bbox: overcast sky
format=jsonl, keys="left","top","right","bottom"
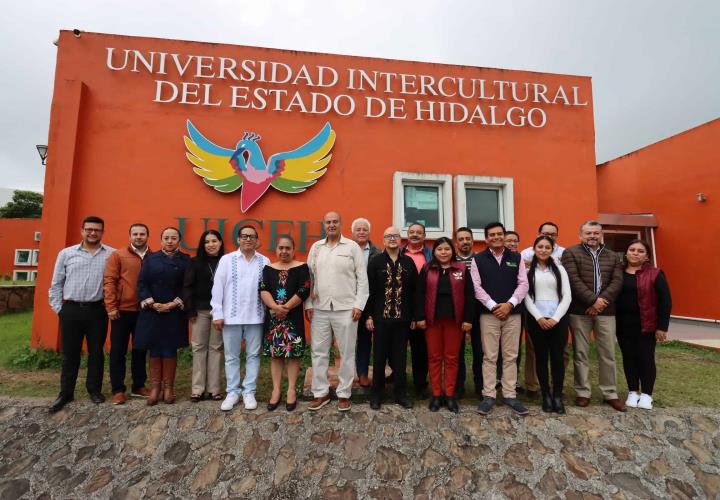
{"left": 1, "top": 0, "right": 718, "bottom": 191}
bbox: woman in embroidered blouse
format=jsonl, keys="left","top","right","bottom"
{"left": 259, "top": 236, "right": 311, "bottom": 411}
{"left": 616, "top": 239, "right": 671, "bottom": 411}
{"left": 523, "top": 235, "right": 572, "bottom": 414}
{"left": 415, "top": 237, "right": 474, "bottom": 413}
{"left": 183, "top": 230, "right": 225, "bottom": 402}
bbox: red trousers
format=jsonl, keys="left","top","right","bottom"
{"left": 425, "top": 317, "right": 464, "bottom": 397}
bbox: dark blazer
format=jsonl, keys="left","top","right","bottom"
{"left": 135, "top": 251, "right": 190, "bottom": 351}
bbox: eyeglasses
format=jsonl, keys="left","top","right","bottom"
{"left": 239, "top": 234, "right": 257, "bottom": 240}
{"left": 83, "top": 228, "right": 104, "bottom": 233}
{"left": 383, "top": 234, "right": 401, "bottom": 240}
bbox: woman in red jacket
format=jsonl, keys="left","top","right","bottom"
{"left": 616, "top": 239, "right": 672, "bottom": 411}
{"left": 415, "top": 237, "right": 474, "bottom": 413}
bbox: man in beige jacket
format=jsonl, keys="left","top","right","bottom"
{"left": 305, "top": 212, "right": 369, "bottom": 412}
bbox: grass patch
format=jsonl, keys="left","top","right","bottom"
{"left": 0, "top": 280, "right": 36, "bottom": 287}
{"left": 1, "top": 310, "right": 718, "bottom": 407}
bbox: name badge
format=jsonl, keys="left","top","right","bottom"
{"left": 452, "top": 271, "right": 464, "bottom": 280}
{"left": 506, "top": 262, "right": 518, "bottom": 268}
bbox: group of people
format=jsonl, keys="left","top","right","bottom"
{"left": 47, "top": 213, "right": 671, "bottom": 416}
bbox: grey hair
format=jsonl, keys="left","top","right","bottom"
{"left": 579, "top": 220, "right": 602, "bottom": 232}
{"left": 351, "top": 217, "right": 371, "bottom": 233}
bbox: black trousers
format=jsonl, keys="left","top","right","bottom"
{"left": 617, "top": 320, "right": 657, "bottom": 395}
{"left": 527, "top": 315, "right": 568, "bottom": 395}
{"left": 371, "top": 321, "right": 410, "bottom": 399}
{"left": 456, "top": 317, "right": 483, "bottom": 393}
{"left": 109, "top": 311, "right": 148, "bottom": 394}
{"left": 355, "top": 315, "right": 372, "bottom": 377}
{"left": 58, "top": 301, "right": 108, "bottom": 397}
{"left": 408, "top": 329, "right": 428, "bottom": 393}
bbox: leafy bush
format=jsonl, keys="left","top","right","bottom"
{"left": 9, "top": 346, "right": 64, "bottom": 370}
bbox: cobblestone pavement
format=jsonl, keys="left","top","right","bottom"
{"left": 1, "top": 397, "right": 719, "bottom": 499}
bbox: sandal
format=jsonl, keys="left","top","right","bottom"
{"left": 190, "top": 394, "right": 203, "bottom": 403}
{"left": 210, "top": 393, "right": 224, "bottom": 401}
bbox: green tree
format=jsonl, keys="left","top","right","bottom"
{"left": 0, "top": 190, "right": 43, "bottom": 218}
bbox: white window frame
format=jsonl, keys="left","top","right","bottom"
{"left": 31, "top": 249, "right": 39, "bottom": 266}
{"left": 34, "top": 231, "right": 41, "bottom": 242}
{"left": 454, "top": 175, "right": 515, "bottom": 234}
{"left": 393, "top": 172, "right": 454, "bottom": 239}
{"left": 14, "top": 249, "right": 34, "bottom": 266}
{"left": 12, "top": 270, "right": 31, "bottom": 282}
{"left": 30, "top": 270, "right": 38, "bottom": 281}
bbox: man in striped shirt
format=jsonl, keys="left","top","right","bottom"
{"left": 48, "top": 216, "right": 114, "bottom": 413}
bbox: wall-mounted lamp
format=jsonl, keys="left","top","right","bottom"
{"left": 36, "top": 145, "right": 48, "bottom": 166}
{"left": 696, "top": 193, "right": 707, "bottom": 203}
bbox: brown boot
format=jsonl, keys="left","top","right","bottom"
{"left": 162, "top": 358, "right": 177, "bottom": 404}
{"left": 147, "top": 357, "right": 163, "bottom": 406}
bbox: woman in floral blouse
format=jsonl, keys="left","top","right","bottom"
{"left": 259, "top": 236, "right": 311, "bottom": 411}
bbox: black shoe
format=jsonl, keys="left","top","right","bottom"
{"left": 285, "top": 401, "right": 297, "bottom": 412}
{"left": 267, "top": 399, "right": 281, "bottom": 411}
{"left": 446, "top": 396, "right": 459, "bottom": 413}
{"left": 369, "top": 399, "right": 381, "bottom": 410}
{"left": 516, "top": 384, "right": 526, "bottom": 395}
{"left": 541, "top": 392, "right": 553, "bottom": 413}
{"left": 89, "top": 393, "right": 106, "bottom": 404}
{"left": 526, "top": 389, "right": 539, "bottom": 399}
{"left": 394, "top": 397, "right": 413, "bottom": 409}
{"left": 477, "top": 396, "right": 495, "bottom": 415}
{"left": 553, "top": 395, "right": 566, "bottom": 414}
{"left": 504, "top": 398, "right": 529, "bottom": 416}
{"left": 429, "top": 397, "right": 442, "bottom": 412}
{"left": 49, "top": 395, "right": 73, "bottom": 413}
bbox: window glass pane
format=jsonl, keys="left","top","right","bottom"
{"left": 404, "top": 185, "right": 440, "bottom": 228}
{"left": 466, "top": 188, "right": 500, "bottom": 228}
{"left": 15, "top": 250, "right": 31, "bottom": 264}
{"left": 14, "top": 271, "right": 29, "bottom": 281}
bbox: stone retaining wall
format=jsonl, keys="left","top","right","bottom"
{"left": 0, "top": 285, "right": 34, "bottom": 315}
{"left": 0, "top": 398, "right": 718, "bottom": 499}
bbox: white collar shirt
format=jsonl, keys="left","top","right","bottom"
{"left": 306, "top": 235, "right": 369, "bottom": 311}
{"left": 210, "top": 250, "right": 269, "bottom": 325}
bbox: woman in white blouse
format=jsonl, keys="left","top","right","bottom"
{"left": 523, "top": 235, "right": 572, "bottom": 414}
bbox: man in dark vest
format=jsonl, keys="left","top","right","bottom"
{"left": 470, "top": 222, "right": 529, "bottom": 415}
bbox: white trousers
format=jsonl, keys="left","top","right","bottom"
{"left": 311, "top": 309, "right": 358, "bottom": 399}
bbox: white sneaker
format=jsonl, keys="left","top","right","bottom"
{"left": 637, "top": 393, "right": 653, "bottom": 410}
{"left": 220, "top": 392, "right": 240, "bottom": 411}
{"left": 625, "top": 391, "right": 640, "bottom": 408}
{"left": 243, "top": 393, "right": 258, "bottom": 410}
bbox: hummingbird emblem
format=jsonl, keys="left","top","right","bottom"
{"left": 184, "top": 120, "right": 336, "bottom": 212}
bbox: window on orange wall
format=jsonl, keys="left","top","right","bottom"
{"left": 454, "top": 175, "right": 515, "bottom": 233}
{"left": 393, "top": 172, "right": 453, "bottom": 240}
{"left": 14, "top": 249, "right": 33, "bottom": 266}
{"left": 13, "top": 270, "right": 30, "bottom": 282}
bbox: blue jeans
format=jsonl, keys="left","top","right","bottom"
{"left": 222, "top": 324, "right": 263, "bottom": 396}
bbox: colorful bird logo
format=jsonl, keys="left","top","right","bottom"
{"left": 184, "top": 120, "right": 336, "bottom": 212}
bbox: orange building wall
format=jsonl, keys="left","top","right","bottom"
{"left": 32, "top": 31, "right": 597, "bottom": 348}
{"left": 597, "top": 119, "right": 720, "bottom": 320}
{"left": 0, "top": 218, "right": 41, "bottom": 280}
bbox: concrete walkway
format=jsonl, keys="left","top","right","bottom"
{"left": 670, "top": 318, "right": 720, "bottom": 351}
{"left": 1, "top": 398, "right": 719, "bottom": 499}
